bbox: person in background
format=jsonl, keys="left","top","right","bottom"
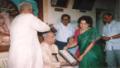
{"left": 8, "top": 2, "right": 50, "bottom": 68}
{"left": 0, "top": 12, "right": 10, "bottom": 46}
{"left": 102, "top": 12, "right": 120, "bottom": 68}
{"left": 52, "top": 14, "right": 76, "bottom": 50}
{"left": 76, "top": 16, "right": 105, "bottom": 68}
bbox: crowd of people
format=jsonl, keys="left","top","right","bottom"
{"left": 0, "top": 1, "right": 120, "bottom": 68}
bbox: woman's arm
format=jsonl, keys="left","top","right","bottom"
{"left": 78, "top": 41, "right": 95, "bottom": 61}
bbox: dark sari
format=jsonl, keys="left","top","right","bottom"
{"left": 78, "top": 28, "right": 105, "bottom": 68}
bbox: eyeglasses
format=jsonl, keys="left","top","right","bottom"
{"left": 62, "top": 19, "right": 69, "bottom": 21}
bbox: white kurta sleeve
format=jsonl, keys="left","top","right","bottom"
{"left": 31, "top": 16, "right": 50, "bottom": 32}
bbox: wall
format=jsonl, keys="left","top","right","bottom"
{"left": 94, "top": 0, "right": 115, "bottom": 10}
{"left": 43, "top": 0, "right": 96, "bottom": 26}
{"left": 93, "top": 0, "right": 116, "bottom": 33}
{"left": 114, "top": 0, "right": 120, "bottom": 21}
{"left": 43, "top": 0, "right": 115, "bottom": 27}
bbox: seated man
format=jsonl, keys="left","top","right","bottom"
{"left": 41, "top": 31, "right": 61, "bottom": 68}
{"left": 41, "top": 31, "right": 78, "bottom": 68}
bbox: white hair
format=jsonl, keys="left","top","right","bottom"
{"left": 42, "top": 32, "right": 49, "bottom": 38}
{"left": 42, "top": 31, "right": 54, "bottom": 38}
{"left": 18, "top": 2, "right": 32, "bottom": 11}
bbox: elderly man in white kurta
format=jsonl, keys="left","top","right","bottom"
{"left": 8, "top": 2, "right": 50, "bottom": 68}
{"left": 41, "top": 31, "right": 60, "bottom": 68}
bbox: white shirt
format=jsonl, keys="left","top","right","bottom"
{"left": 8, "top": 13, "right": 50, "bottom": 68}
{"left": 54, "top": 22, "right": 76, "bottom": 42}
{"left": 103, "top": 20, "right": 120, "bottom": 50}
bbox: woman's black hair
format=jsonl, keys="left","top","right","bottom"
{"left": 77, "top": 16, "right": 93, "bottom": 27}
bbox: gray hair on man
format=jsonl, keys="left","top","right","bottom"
{"left": 18, "top": 2, "right": 32, "bottom": 11}
{"left": 42, "top": 31, "right": 55, "bottom": 38}
{"left": 42, "top": 31, "right": 51, "bottom": 38}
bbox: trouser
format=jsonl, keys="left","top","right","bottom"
{"left": 106, "top": 50, "right": 120, "bottom": 68}
{"left": 55, "top": 40, "right": 67, "bottom": 50}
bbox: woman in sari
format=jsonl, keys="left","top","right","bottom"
{"left": 77, "top": 16, "right": 105, "bottom": 68}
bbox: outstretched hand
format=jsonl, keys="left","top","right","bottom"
{"left": 77, "top": 54, "right": 84, "bottom": 62}
{"left": 101, "top": 36, "right": 111, "bottom": 41}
